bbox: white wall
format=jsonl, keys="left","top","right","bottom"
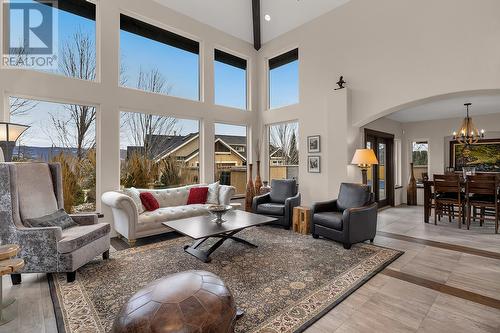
{"left": 0, "top": 0, "right": 258, "bottom": 231}
{"left": 258, "top": 0, "right": 500, "bottom": 205}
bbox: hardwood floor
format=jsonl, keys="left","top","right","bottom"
{"left": 1, "top": 205, "right": 499, "bottom": 333}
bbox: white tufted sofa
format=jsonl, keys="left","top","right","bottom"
{"left": 101, "top": 184, "right": 235, "bottom": 245}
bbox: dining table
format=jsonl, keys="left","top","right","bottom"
{"left": 423, "top": 176, "right": 500, "bottom": 224}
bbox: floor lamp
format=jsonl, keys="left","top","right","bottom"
{"left": 0, "top": 122, "right": 30, "bottom": 162}
{"left": 351, "top": 149, "right": 379, "bottom": 186}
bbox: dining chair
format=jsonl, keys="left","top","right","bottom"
{"left": 433, "top": 174, "right": 464, "bottom": 227}
{"left": 468, "top": 174, "right": 497, "bottom": 224}
{"left": 465, "top": 175, "right": 499, "bottom": 233}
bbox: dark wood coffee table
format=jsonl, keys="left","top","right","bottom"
{"left": 163, "top": 210, "right": 276, "bottom": 263}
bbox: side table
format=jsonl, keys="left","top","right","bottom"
{"left": 0, "top": 244, "right": 24, "bottom": 325}
{"left": 292, "top": 206, "right": 311, "bottom": 234}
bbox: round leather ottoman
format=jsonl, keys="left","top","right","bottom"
{"left": 112, "top": 270, "right": 237, "bottom": 333}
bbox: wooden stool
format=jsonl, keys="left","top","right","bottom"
{"left": 293, "top": 206, "right": 311, "bottom": 234}
{"left": 0, "top": 244, "right": 24, "bottom": 326}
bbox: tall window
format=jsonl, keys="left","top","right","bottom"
{"left": 214, "top": 49, "right": 247, "bottom": 109}
{"left": 214, "top": 123, "right": 247, "bottom": 196}
{"left": 9, "top": 97, "right": 97, "bottom": 213}
{"left": 120, "top": 15, "right": 199, "bottom": 100}
{"left": 120, "top": 112, "right": 199, "bottom": 189}
{"left": 4, "top": 0, "right": 96, "bottom": 80}
{"left": 268, "top": 48, "right": 299, "bottom": 110}
{"left": 269, "top": 122, "right": 299, "bottom": 183}
{"left": 412, "top": 141, "right": 429, "bottom": 184}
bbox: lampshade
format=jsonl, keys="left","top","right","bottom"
{"left": 351, "top": 149, "right": 379, "bottom": 166}
{"left": 0, "top": 122, "right": 30, "bottom": 142}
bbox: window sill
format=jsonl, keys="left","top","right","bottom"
{"left": 267, "top": 102, "right": 300, "bottom": 112}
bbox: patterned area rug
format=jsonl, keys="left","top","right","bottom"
{"left": 49, "top": 227, "right": 402, "bottom": 333}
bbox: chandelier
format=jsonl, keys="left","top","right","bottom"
{"left": 452, "top": 103, "right": 484, "bottom": 145}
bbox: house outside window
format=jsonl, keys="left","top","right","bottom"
{"left": 214, "top": 123, "right": 247, "bottom": 196}
{"left": 120, "top": 112, "right": 200, "bottom": 188}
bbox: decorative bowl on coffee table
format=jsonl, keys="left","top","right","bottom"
{"left": 207, "top": 205, "right": 232, "bottom": 224}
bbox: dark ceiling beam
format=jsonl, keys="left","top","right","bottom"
{"left": 252, "top": 0, "right": 261, "bottom": 50}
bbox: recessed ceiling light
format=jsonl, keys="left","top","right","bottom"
{"left": 264, "top": 14, "right": 271, "bottom": 22}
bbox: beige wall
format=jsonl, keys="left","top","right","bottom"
{"left": 258, "top": 0, "right": 500, "bottom": 205}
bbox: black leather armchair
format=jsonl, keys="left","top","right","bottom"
{"left": 311, "top": 183, "right": 377, "bottom": 249}
{"left": 253, "top": 179, "right": 301, "bottom": 228}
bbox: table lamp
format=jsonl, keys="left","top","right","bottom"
{"left": 0, "top": 122, "right": 30, "bottom": 162}
{"left": 351, "top": 149, "right": 378, "bottom": 185}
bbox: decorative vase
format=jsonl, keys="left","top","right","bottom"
{"left": 255, "top": 161, "right": 263, "bottom": 193}
{"left": 407, "top": 162, "right": 417, "bottom": 206}
{"left": 260, "top": 181, "right": 271, "bottom": 195}
{"left": 245, "top": 164, "right": 255, "bottom": 212}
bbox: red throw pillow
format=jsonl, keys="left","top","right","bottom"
{"left": 139, "top": 192, "right": 159, "bottom": 211}
{"left": 187, "top": 187, "right": 209, "bottom": 205}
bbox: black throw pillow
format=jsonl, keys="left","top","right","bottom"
{"left": 25, "top": 209, "right": 78, "bottom": 230}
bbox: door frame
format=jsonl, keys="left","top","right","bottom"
{"left": 364, "top": 129, "right": 395, "bottom": 207}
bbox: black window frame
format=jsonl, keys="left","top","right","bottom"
{"left": 30, "top": 0, "right": 96, "bottom": 20}
{"left": 120, "top": 14, "right": 199, "bottom": 55}
{"left": 269, "top": 48, "right": 298, "bottom": 70}
{"left": 214, "top": 49, "right": 248, "bottom": 110}
{"left": 268, "top": 48, "right": 299, "bottom": 110}
{"left": 119, "top": 14, "right": 201, "bottom": 100}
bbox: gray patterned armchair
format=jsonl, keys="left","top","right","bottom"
{"left": 0, "top": 163, "right": 110, "bottom": 283}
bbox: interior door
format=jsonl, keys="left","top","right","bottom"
{"left": 365, "top": 129, "right": 394, "bottom": 208}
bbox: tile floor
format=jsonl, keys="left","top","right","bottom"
{"left": 1, "top": 205, "right": 499, "bottom": 333}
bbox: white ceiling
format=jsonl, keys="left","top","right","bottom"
{"left": 153, "top": 0, "right": 350, "bottom": 44}
{"left": 386, "top": 95, "right": 500, "bottom": 123}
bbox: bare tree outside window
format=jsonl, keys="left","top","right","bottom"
{"left": 10, "top": 97, "right": 38, "bottom": 117}
{"left": 269, "top": 122, "right": 299, "bottom": 182}
{"left": 50, "top": 29, "right": 96, "bottom": 159}
{"left": 270, "top": 123, "right": 299, "bottom": 165}
{"left": 412, "top": 141, "right": 429, "bottom": 183}
{"left": 10, "top": 29, "right": 100, "bottom": 213}
{"left": 121, "top": 67, "right": 178, "bottom": 158}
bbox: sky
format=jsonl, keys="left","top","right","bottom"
{"left": 214, "top": 61, "right": 246, "bottom": 110}
{"left": 270, "top": 61, "right": 299, "bottom": 109}
{"left": 8, "top": 1, "right": 297, "bottom": 148}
